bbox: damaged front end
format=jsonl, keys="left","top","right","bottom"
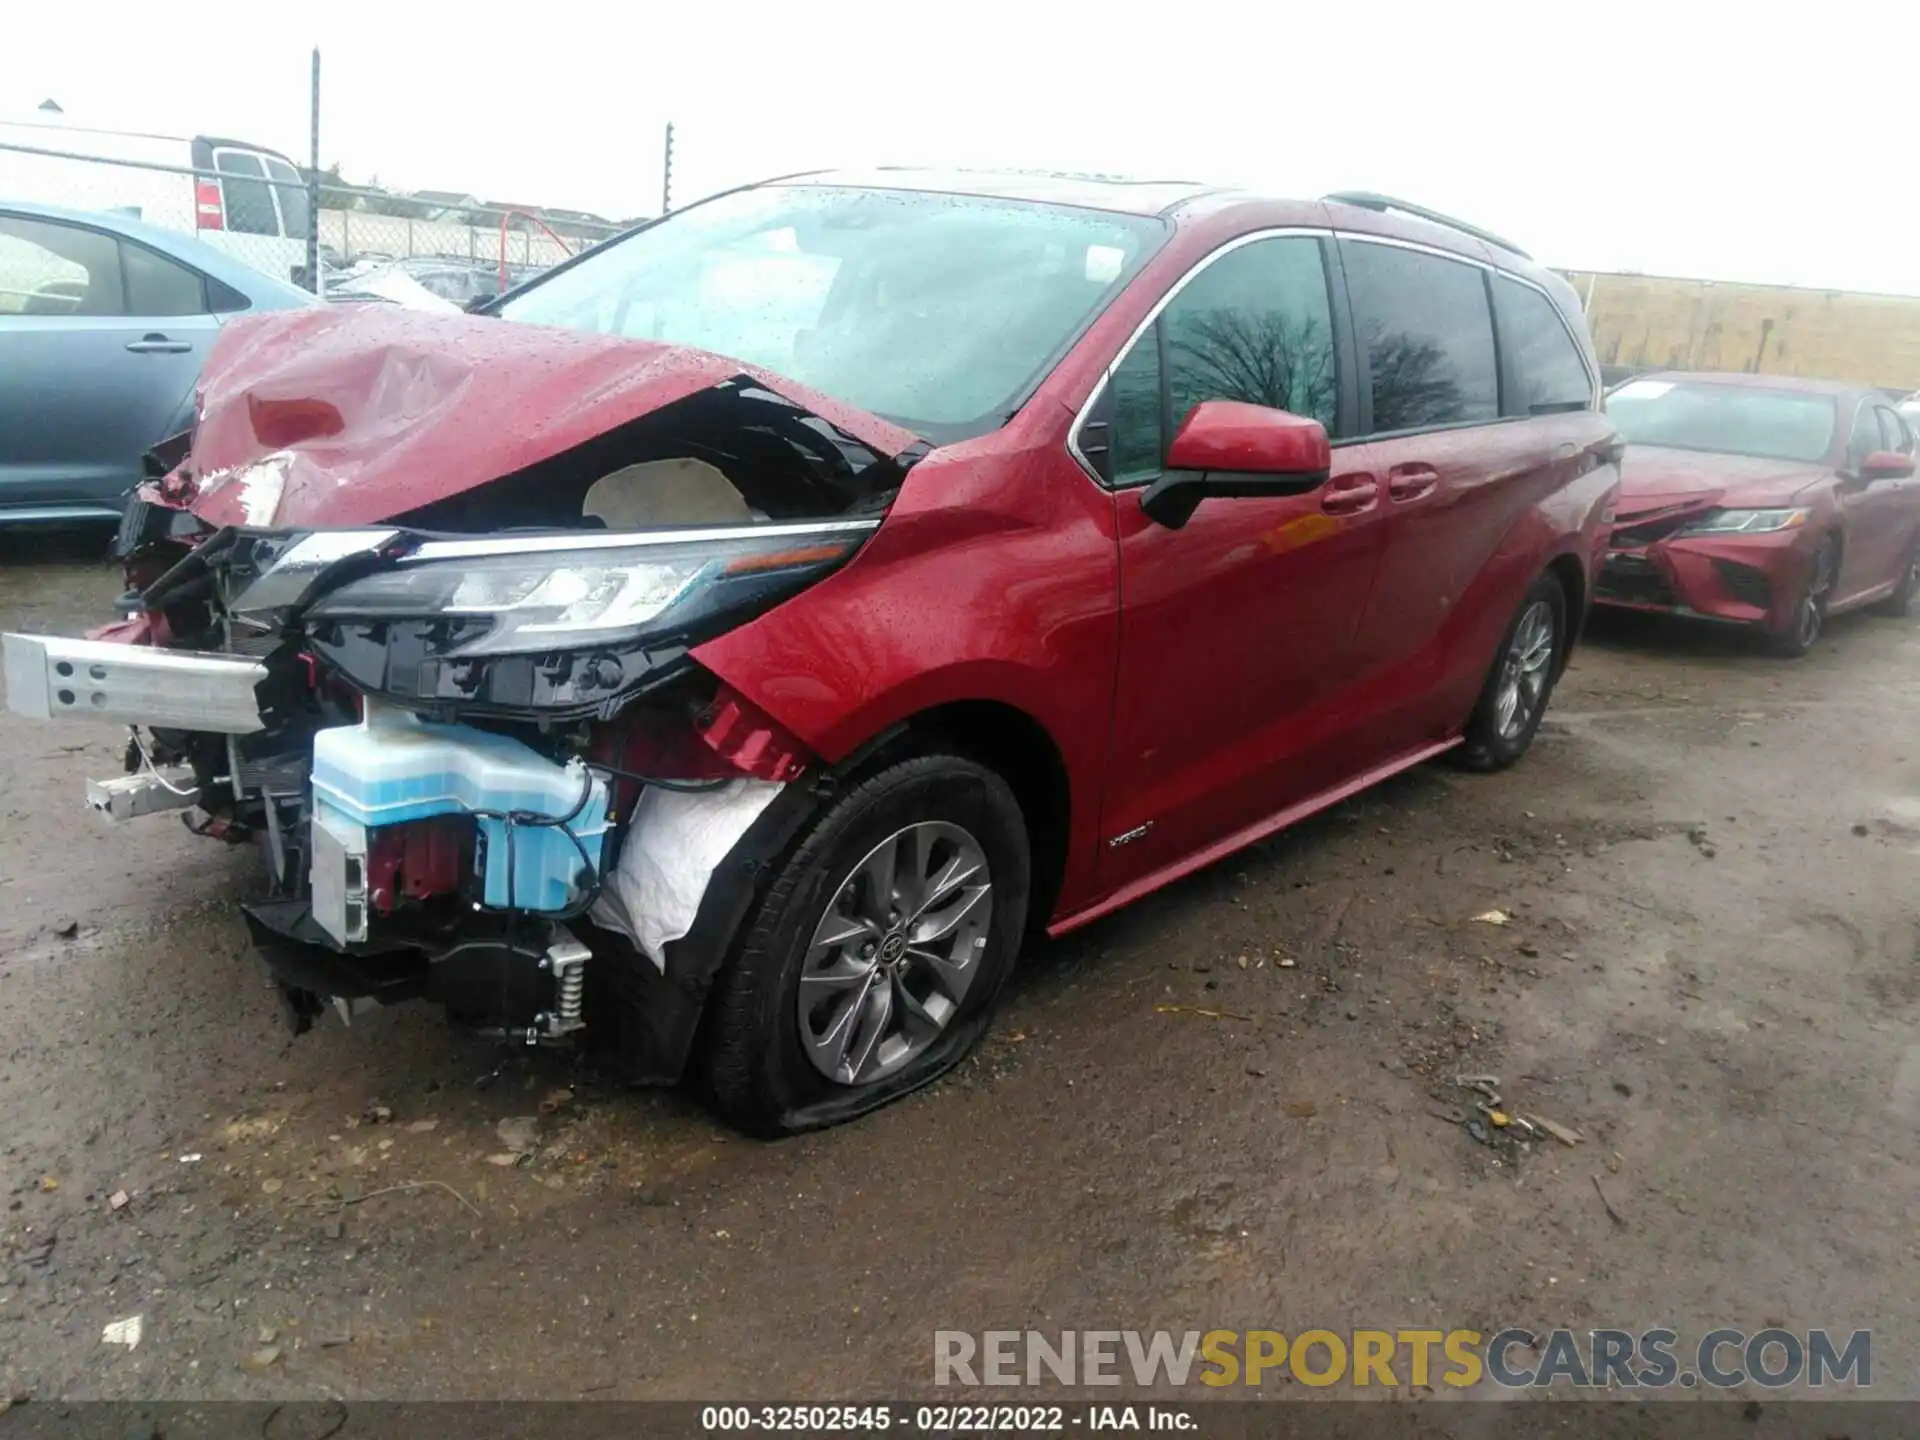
{"left": 3, "top": 308, "right": 924, "bottom": 1076}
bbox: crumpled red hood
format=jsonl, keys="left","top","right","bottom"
{"left": 1617, "top": 444, "right": 1828, "bottom": 515}
{"left": 179, "top": 306, "right": 924, "bottom": 529}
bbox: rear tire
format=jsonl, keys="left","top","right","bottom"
{"left": 1454, "top": 573, "right": 1567, "bottom": 772}
{"left": 700, "top": 753, "right": 1030, "bottom": 1136}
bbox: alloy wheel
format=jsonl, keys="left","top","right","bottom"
{"left": 797, "top": 821, "right": 993, "bottom": 1086}
{"left": 1493, "top": 600, "right": 1556, "bottom": 742}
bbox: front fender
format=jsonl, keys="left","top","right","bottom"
{"left": 690, "top": 447, "right": 1123, "bottom": 917}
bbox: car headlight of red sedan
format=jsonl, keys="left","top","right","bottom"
{"left": 1677, "top": 507, "right": 1811, "bottom": 536}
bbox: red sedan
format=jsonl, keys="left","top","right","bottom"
{"left": 1599, "top": 372, "right": 1920, "bottom": 654}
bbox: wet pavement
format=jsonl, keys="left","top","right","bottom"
{"left": 1, "top": 526, "right": 1916, "bottom": 1401}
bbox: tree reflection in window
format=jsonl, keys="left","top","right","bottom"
{"left": 1364, "top": 333, "right": 1464, "bottom": 432}
{"left": 1100, "top": 235, "right": 1339, "bottom": 484}
{"left": 1343, "top": 240, "right": 1498, "bottom": 433}
{"left": 1168, "top": 309, "right": 1336, "bottom": 428}
{"left": 1109, "top": 336, "right": 1162, "bottom": 484}
{"left": 1163, "top": 237, "right": 1336, "bottom": 433}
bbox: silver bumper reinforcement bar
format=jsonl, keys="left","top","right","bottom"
{"left": 2, "top": 632, "right": 267, "bottom": 734}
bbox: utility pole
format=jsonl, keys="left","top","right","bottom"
{"left": 661, "top": 121, "right": 674, "bottom": 215}
{"left": 307, "top": 48, "right": 322, "bottom": 295}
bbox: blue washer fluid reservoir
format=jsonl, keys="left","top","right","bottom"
{"left": 311, "top": 704, "right": 611, "bottom": 913}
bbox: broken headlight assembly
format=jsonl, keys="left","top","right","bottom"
{"left": 289, "top": 520, "right": 878, "bottom": 712}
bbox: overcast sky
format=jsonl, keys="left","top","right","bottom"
{"left": 10, "top": 0, "right": 1918, "bottom": 293}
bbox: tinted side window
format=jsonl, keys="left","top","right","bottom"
{"left": 0, "top": 214, "right": 125, "bottom": 316}
{"left": 207, "top": 276, "right": 252, "bottom": 313}
{"left": 122, "top": 242, "right": 207, "bottom": 316}
{"left": 1162, "top": 236, "right": 1335, "bottom": 432}
{"left": 1097, "top": 235, "right": 1337, "bottom": 486}
{"left": 1343, "top": 240, "right": 1498, "bottom": 432}
{"left": 216, "top": 152, "right": 279, "bottom": 236}
{"left": 1492, "top": 275, "right": 1591, "bottom": 415}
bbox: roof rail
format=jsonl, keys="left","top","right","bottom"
{"left": 1322, "top": 191, "right": 1531, "bottom": 260}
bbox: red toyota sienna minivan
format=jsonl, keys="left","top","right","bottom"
{"left": 2, "top": 172, "right": 1619, "bottom": 1133}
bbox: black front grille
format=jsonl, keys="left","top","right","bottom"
{"left": 1714, "top": 559, "right": 1773, "bottom": 611}
{"left": 1597, "top": 554, "right": 1677, "bottom": 607}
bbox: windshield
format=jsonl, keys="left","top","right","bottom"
{"left": 497, "top": 185, "right": 1163, "bottom": 441}
{"left": 1606, "top": 379, "right": 1837, "bottom": 464}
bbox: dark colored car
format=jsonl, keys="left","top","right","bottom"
{"left": 2, "top": 174, "right": 1618, "bottom": 1133}
{"left": 1598, "top": 372, "right": 1920, "bottom": 654}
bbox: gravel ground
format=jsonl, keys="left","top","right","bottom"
{"left": 1, "top": 528, "right": 1915, "bottom": 1403}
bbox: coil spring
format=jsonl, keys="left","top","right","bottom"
{"left": 555, "top": 962, "right": 585, "bottom": 1027}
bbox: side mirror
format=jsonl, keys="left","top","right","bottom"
{"left": 1139, "top": 400, "right": 1332, "bottom": 530}
{"left": 1860, "top": 450, "right": 1916, "bottom": 482}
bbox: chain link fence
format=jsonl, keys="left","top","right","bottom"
{"left": 0, "top": 134, "right": 627, "bottom": 309}
{"left": 315, "top": 183, "right": 623, "bottom": 306}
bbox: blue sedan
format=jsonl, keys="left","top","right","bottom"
{"left": 0, "top": 200, "right": 315, "bottom": 525}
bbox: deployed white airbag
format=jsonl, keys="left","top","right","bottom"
{"left": 591, "top": 778, "right": 784, "bottom": 971}
{"left": 582, "top": 458, "right": 754, "bottom": 529}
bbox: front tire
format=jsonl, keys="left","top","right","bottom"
{"left": 701, "top": 753, "right": 1030, "bottom": 1136}
{"left": 1767, "top": 536, "right": 1837, "bottom": 657}
{"left": 1454, "top": 573, "right": 1567, "bottom": 772}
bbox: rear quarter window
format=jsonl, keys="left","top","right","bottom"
{"left": 1492, "top": 275, "right": 1592, "bottom": 415}
{"left": 122, "top": 241, "right": 208, "bottom": 316}
{"left": 207, "top": 276, "right": 252, "bottom": 313}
